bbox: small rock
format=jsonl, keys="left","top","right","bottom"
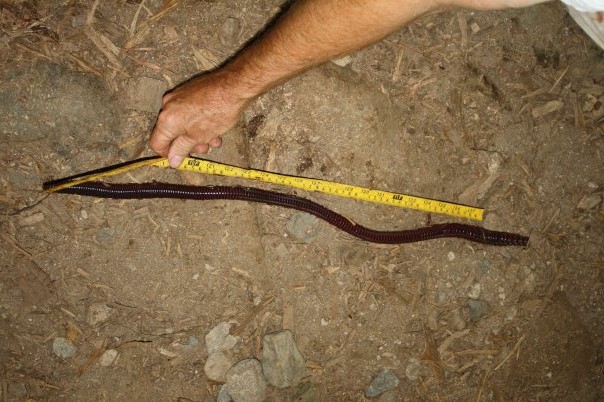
{"left": 447, "top": 251, "right": 455, "bottom": 261}
{"left": 219, "top": 17, "right": 241, "bottom": 46}
{"left": 287, "top": 212, "right": 320, "bottom": 243}
{"left": 577, "top": 193, "right": 602, "bottom": 210}
{"left": 99, "top": 349, "right": 119, "bottom": 366}
{"left": 467, "top": 299, "right": 490, "bottom": 321}
{"left": 331, "top": 55, "right": 352, "bottom": 67}
{"left": 88, "top": 303, "right": 113, "bottom": 326}
{"left": 404, "top": 357, "right": 422, "bottom": 381}
{"left": 53, "top": 337, "right": 77, "bottom": 359}
{"left": 467, "top": 282, "right": 481, "bottom": 299}
{"left": 205, "top": 350, "right": 237, "bottom": 383}
{"left": 262, "top": 330, "right": 305, "bottom": 388}
{"left": 217, "top": 384, "right": 232, "bottom": 402}
{"left": 226, "top": 359, "right": 267, "bottom": 402}
{"left": 206, "top": 322, "right": 239, "bottom": 354}
{"left": 365, "top": 369, "right": 400, "bottom": 398}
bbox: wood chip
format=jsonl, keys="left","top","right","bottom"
{"left": 192, "top": 47, "right": 220, "bottom": 71}
{"left": 18, "top": 212, "right": 45, "bottom": 227}
{"left": 531, "top": 100, "right": 564, "bottom": 118}
{"left": 84, "top": 26, "right": 123, "bottom": 68}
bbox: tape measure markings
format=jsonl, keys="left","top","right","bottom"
{"left": 153, "top": 157, "right": 484, "bottom": 221}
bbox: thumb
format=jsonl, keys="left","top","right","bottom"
{"left": 167, "top": 135, "right": 197, "bottom": 168}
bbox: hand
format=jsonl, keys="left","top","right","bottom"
{"left": 150, "top": 71, "right": 250, "bottom": 168}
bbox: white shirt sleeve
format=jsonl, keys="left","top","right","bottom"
{"left": 560, "top": 0, "right": 604, "bottom": 11}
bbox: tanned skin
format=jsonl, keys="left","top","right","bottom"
{"left": 150, "top": 0, "right": 552, "bottom": 168}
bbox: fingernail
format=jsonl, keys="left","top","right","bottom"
{"left": 169, "top": 156, "right": 183, "bottom": 168}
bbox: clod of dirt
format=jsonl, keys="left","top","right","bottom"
{"left": 124, "top": 76, "right": 166, "bottom": 113}
{"left": 261, "top": 330, "right": 305, "bottom": 388}
{"left": 225, "top": 358, "right": 267, "bottom": 402}
{"left": 0, "top": 61, "right": 120, "bottom": 165}
{"left": 52, "top": 337, "right": 76, "bottom": 359}
{"left": 499, "top": 293, "right": 597, "bottom": 400}
{"left": 365, "top": 369, "right": 400, "bottom": 398}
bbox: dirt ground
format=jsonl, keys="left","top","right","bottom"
{"left": 1, "top": 0, "right": 603, "bottom": 401}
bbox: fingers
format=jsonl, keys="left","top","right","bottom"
{"left": 209, "top": 137, "right": 222, "bottom": 148}
{"left": 167, "top": 135, "right": 198, "bottom": 168}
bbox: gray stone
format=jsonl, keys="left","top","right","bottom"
{"left": 287, "top": 212, "right": 320, "bottom": 243}
{"left": 205, "top": 350, "right": 237, "bottom": 383}
{"left": 261, "top": 330, "right": 305, "bottom": 388}
{"left": 217, "top": 384, "right": 232, "bottom": 402}
{"left": 226, "top": 359, "right": 267, "bottom": 402}
{"left": 53, "top": 337, "right": 77, "bottom": 359}
{"left": 467, "top": 299, "right": 490, "bottom": 321}
{"left": 365, "top": 369, "right": 400, "bottom": 398}
{"left": 206, "top": 322, "right": 239, "bottom": 354}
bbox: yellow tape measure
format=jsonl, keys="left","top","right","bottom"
{"left": 45, "top": 156, "right": 484, "bottom": 221}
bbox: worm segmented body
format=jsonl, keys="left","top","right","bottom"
{"left": 54, "top": 182, "right": 528, "bottom": 247}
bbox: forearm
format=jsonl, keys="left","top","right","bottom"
{"left": 221, "top": 0, "right": 440, "bottom": 99}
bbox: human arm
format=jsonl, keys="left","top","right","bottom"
{"left": 150, "top": 0, "right": 552, "bottom": 168}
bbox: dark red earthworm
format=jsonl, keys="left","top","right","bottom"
{"left": 52, "top": 182, "right": 528, "bottom": 247}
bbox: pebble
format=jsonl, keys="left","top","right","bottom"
{"left": 331, "top": 55, "right": 353, "bottom": 67}
{"left": 217, "top": 384, "right": 232, "bottom": 402}
{"left": 467, "top": 299, "right": 490, "bottom": 321}
{"left": 206, "top": 322, "right": 239, "bottom": 354}
{"left": 226, "top": 359, "right": 267, "bottom": 402}
{"left": 447, "top": 251, "right": 455, "bottom": 261}
{"left": 404, "top": 357, "right": 422, "bottom": 381}
{"left": 53, "top": 337, "right": 77, "bottom": 359}
{"left": 262, "top": 330, "right": 305, "bottom": 388}
{"left": 205, "top": 350, "right": 236, "bottom": 383}
{"left": 365, "top": 369, "right": 400, "bottom": 397}
{"left": 87, "top": 303, "right": 113, "bottom": 326}
{"left": 467, "top": 282, "right": 481, "bottom": 299}
{"left": 99, "top": 349, "right": 119, "bottom": 366}
{"left": 287, "top": 212, "right": 320, "bottom": 243}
